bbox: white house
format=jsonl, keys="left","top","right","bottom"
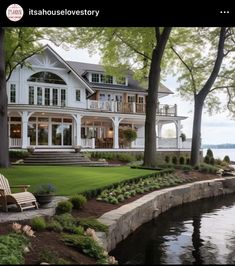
{"left": 7, "top": 45, "right": 191, "bottom": 151}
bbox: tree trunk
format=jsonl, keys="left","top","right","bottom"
{"left": 0, "top": 27, "right": 10, "bottom": 168}
{"left": 144, "top": 27, "right": 172, "bottom": 167}
{"left": 190, "top": 27, "right": 226, "bottom": 166}
{"left": 190, "top": 96, "right": 204, "bottom": 166}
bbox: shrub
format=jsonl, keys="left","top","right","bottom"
{"left": 31, "top": 216, "right": 46, "bottom": 231}
{"left": 182, "top": 165, "right": 193, "bottom": 172}
{"left": 69, "top": 195, "right": 87, "bottom": 210}
{"left": 186, "top": 158, "right": 190, "bottom": 165}
{"left": 56, "top": 201, "right": 73, "bottom": 214}
{"left": 209, "top": 157, "right": 215, "bottom": 165}
{"left": 198, "top": 163, "right": 218, "bottom": 174}
{"left": 78, "top": 217, "right": 108, "bottom": 233}
{"left": 172, "top": 156, "right": 178, "bottom": 165}
{"left": 179, "top": 156, "right": 185, "bottom": 165}
{"left": 39, "top": 248, "right": 59, "bottom": 264}
{"left": 165, "top": 155, "right": 170, "bottom": 163}
{"left": 117, "top": 153, "right": 136, "bottom": 162}
{"left": 73, "top": 226, "right": 85, "bottom": 235}
{"left": 46, "top": 221, "right": 63, "bottom": 233}
{"left": 215, "top": 158, "right": 222, "bottom": 165}
{"left": 204, "top": 155, "right": 210, "bottom": 164}
{"left": 206, "top": 148, "right": 214, "bottom": 158}
{"left": 117, "top": 194, "right": 125, "bottom": 202}
{"left": 62, "top": 234, "right": 105, "bottom": 260}
{"left": 0, "top": 233, "right": 29, "bottom": 264}
{"left": 223, "top": 155, "right": 230, "bottom": 163}
{"left": 9, "top": 150, "right": 30, "bottom": 160}
{"left": 54, "top": 213, "right": 77, "bottom": 232}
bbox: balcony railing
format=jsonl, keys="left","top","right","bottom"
{"left": 87, "top": 100, "right": 177, "bottom": 115}
{"left": 132, "top": 137, "right": 192, "bottom": 149}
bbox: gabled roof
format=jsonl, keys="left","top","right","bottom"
{"left": 66, "top": 61, "right": 173, "bottom": 95}
{"left": 25, "top": 45, "right": 95, "bottom": 94}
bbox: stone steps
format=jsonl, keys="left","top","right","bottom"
{"left": 23, "top": 151, "right": 108, "bottom": 166}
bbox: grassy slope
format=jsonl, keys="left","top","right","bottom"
{"left": 0, "top": 166, "right": 156, "bottom": 196}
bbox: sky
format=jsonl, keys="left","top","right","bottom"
{"left": 47, "top": 42, "right": 235, "bottom": 145}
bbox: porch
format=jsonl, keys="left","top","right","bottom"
{"left": 8, "top": 109, "right": 188, "bottom": 150}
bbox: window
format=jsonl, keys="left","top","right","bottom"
{"left": 76, "top": 90, "right": 81, "bottom": 101}
{"left": 44, "top": 88, "right": 50, "bottom": 106}
{"left": 27, "top": 72, "right": 66, "bottom": 85}
{"left": 138, "top": 96, "right": 144, "bottom": 103}
{"left": 53, "top": 89, "right": 58, "bottom": 106}
{"left": 10, "top": 84, "right": 16, "bottom": 103}
{"left": 128, "top": 96, "right": 135, "bottom": 102}
{"left": 37, "top": 87, "right": 42, "bottom": 105}
{"left": 100, "top": 74, "right": 105, "bottom": 83}
{"left": 61, "top": 89, "right": 66, "bottom": 107}
{"left": 105, "top": 75, "right": 113, "bottom": 84}
{"left": 91, "top": 73, "right": 99, "bottom": 83}
{"left": 116, "top": 76, "right": 126, "bottom": 85}
{"left": 29, "top": 86, "right": 34, "bottom": 105}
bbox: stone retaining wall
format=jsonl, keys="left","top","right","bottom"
{"left": 97, "top": 176, "right": 235, "bottom": 252}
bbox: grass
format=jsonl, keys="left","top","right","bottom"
{"left": 0, "top": 166, "right": 157, "bottom": 196}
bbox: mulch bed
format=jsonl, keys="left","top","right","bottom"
{"left": 0, "top": 170, "right": 225, "bottom": 264}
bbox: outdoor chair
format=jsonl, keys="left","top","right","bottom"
{"left": 0, "top": 174, "right": 38, "bottom": 212}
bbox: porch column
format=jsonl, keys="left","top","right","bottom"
{"left": 111, "top": 116, "right": 123, "bottom": 149}
{"left": 176, "top": 120, "right": 181, "bottom": 149}
{"left": 22, "top": 111, "right": 29, "bottom": 149}
{"left": 74, "top": 114, "right": 82, "bottom": 146}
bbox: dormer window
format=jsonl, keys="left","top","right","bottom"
{"left": 90, "top": 72, "right": 126, "bottom": 85}
{"left": 116, "top": 76, "right": 126, "bottom": 85}
{"left": 91, "top": 73, "right": 99, "bottom": 83}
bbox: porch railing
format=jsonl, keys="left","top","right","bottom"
{"left": 87, "top": 100, "right": 177, "bottom": 116}
{"left": 81, "top": 138, "right": 95, "bottom": 148}
{"left": 9, "top": 138, "right": 22, "bottom": 147}
{"left": 132, "top": 137, "right": 192, "bottom": 149}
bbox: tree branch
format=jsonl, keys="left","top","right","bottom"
{"left": 6, "top": 46, "right": 44, "bottom": 82}
{"left": 170, "top": 45, "right": 197, "bottom": 95}
{"left": 209, "top": 85, "right": 235, "bottom": 93}
{"left": 114, "top": 32, "right": 151, "bottom": 61}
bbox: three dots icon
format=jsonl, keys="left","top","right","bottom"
{"left": 220, "top": 10, "right": 230, "bottom": 14}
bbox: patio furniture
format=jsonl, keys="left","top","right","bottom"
{"left": 0, "top": 174, "right": 38, "bottom": 212}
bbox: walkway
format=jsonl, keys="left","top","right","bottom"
{"left": 0, "top": 196, "right": 68, "bottom": 223}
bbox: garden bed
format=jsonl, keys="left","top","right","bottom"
{"left": 0, "top": 170, "right": 225, "bottom": 264}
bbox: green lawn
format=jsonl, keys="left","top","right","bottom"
{"left": 0, "top": 166, "right": 156, "bottom": 196}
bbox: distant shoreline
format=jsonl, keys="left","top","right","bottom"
{"left": 203, "top": 146, "right": 235, "bottom": 149}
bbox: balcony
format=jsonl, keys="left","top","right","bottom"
{"left": 87, "top": 100, "right": 177, "bottom": 115}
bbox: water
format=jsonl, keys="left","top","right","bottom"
{"left": 203, "top": 148, "right": 235, "bottom": 162}
{"left": 110, "top": 194, "right": 235, "bottom": 264}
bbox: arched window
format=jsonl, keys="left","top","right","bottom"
{"left": 27, "top": 72, "right": 66, "bottom": 85}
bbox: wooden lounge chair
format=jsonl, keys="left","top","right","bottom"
{"left": 0, "top": 174, "right": 38, "bottom": 212}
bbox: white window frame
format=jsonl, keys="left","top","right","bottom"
{"left": 76, "top": 89, "right": 81, "bottom": 102}
{"left": 10, "top": 84, "right": 16, "bottom": 103}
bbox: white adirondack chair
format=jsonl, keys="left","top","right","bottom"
{"left": 0, "top": 174, "right": 38, "bottom": 212}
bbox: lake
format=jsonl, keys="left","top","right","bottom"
{"left": 203, "top": 148, "right": 235, "bottom": 162}
{"left": 110, "top": 194, "right": 235, "bottom": 264}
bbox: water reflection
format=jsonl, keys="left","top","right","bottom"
{"left": 110, "top": 194, "right": 235, "bottom": 264}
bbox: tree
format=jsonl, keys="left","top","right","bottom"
{"left": 0, "top": 28, "right": 9, "bottom": 167}
{"left": 70, "top": 27, "right": 172, "bottom": 167}
{"left": 170, "top": 27, "right": 235, "bottom": 166}
{"left": 0, "top": 27, "right": 69, "bottom": 167}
